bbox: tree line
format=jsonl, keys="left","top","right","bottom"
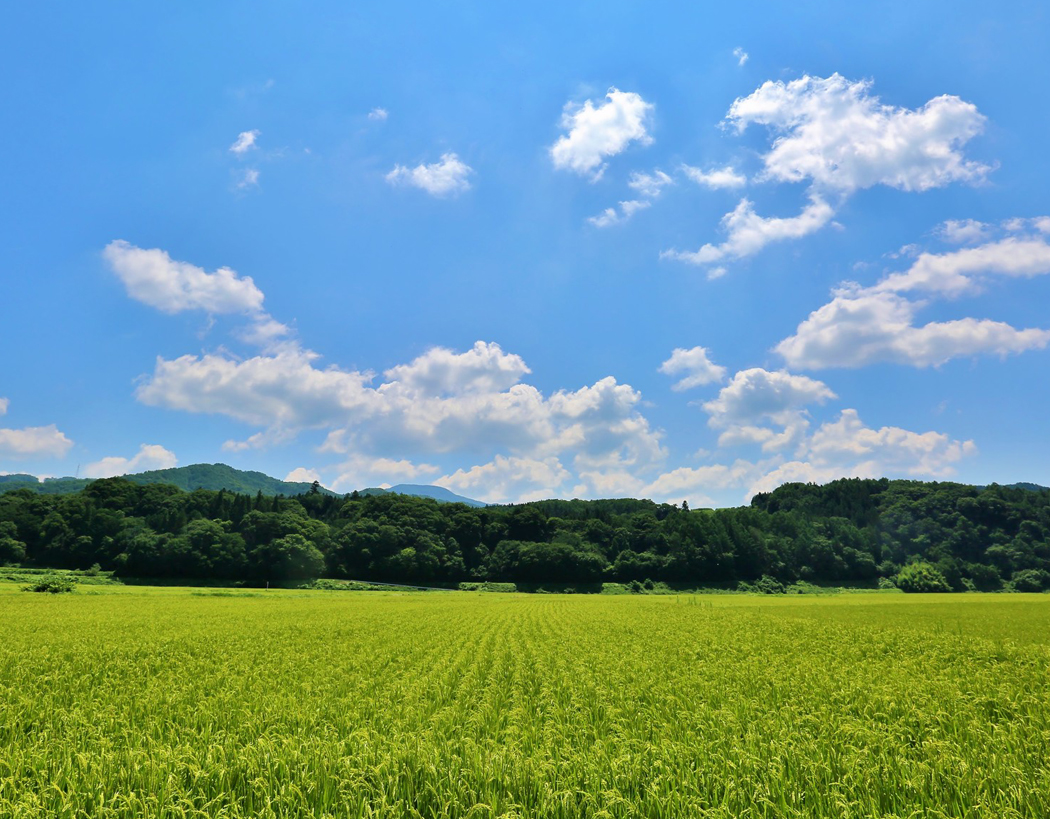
{"left": 1, "top": 477, "right": 1049, "bottom": 591}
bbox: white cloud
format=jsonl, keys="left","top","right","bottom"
{"left": 745, "top": 409, "right": 976, "bottom": 498}
{"left": 135, "top": 341, "right": 662, "bottom": 474}
{"left": 0, "top": 424, "right": 74, "bottom": 460}
{"left": 550, "top": 88, "right": 654, "bottom": 180}
{"left": 875, "top": 236, "right": 1050, "bottom": 297}
{"left": 703, "top": 368, "right": 835, "bottom": 427}
{"left": 386, "top": 152, "right": 473, "bottom": 197}
{"left": 589, "top": 169, "right": 671, "bottom": 228}
{"left": 776, "top": 288, "right": 1050, "bottom": 369}
{"left": 229, "top": 130, "right": 260, "bottom": 155}
{"left": 777, "top": 230, "right": 1050, "bottom": 369}
{"left": 236, "top": 168, "right": 260, "bottom": 189}
{"left": 717, "top": 418, "right": 809, "bottom": 454}
{"left": 83, "top": 444, "right": 177, "bottom": 479}
{"left": 438, "top": 455, "right": 570, "bottom": 504}
{"left": 726, "top": 74, "right": 990, "bottom": 194}
{"left": 936, "top": 219, "right": 990, "bottom": 245}
{"left": 137, "top": 348, "right": 377, "bottom": 429}
{"left": 659, "top": 346, "right": 727, "bottom": 390}
{"left": 627, "top": 170, "right": 673, "bottom": 198}
{"left": 367, "top": 108, "right": 389, "bottom": 121}
{"left": 285, "top": 467, "right": 322, "bottom": 484}
{"left": 733, "top": 47, "right": 749, "bottom": 67}
{"left": 0, "top": 398, "right": 8, "bottom": 416}
{"left": 331, "top": 455, "right": 439, "bottom": 492}
{"left": 662, "top": 195, "right": 834, "bottom": 271}
{"left": 806, "top": 409, "right": 975, "bottom": 475}
{"left": 104, "top": 240, "right": 266, "bottom": 316}
{"left": 681, "top": 165, "right": 747, "bottom": 190}
{"left": 666, "top": 74, "right": 990, "bottom": 274}
{"left": 587, "top": 199, "right": 650, "bottom": 228}
{"left": 382, "top": 341, "right": 530, "bottom": 396}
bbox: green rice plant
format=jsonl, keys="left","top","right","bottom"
{"left": 0, "top": 588, "right": 1048, "bottom": 817}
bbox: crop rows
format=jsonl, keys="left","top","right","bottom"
{"left": 1, "top": 590, "right": 1048, "bottom": 817}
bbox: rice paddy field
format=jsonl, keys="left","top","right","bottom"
{"left": 1, "top": 586, "right": 1049, "bottom": 818}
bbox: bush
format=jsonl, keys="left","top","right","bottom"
{"left": 458, "top": 581, "right": 517, "bottom": 593}
{"left": 895, "top": 562, "right": 952, "bottom": 593}
{"left": 1011, "top": 569, "right": 1050, "bottom": 593}
{"left": 22, "top": 573, "right": 77, "bottom": 594}
{"left": 877, "top": 576, "right": 897, "bottom": 590}
{"left": 754, "top": 575, "right": 786, "bottom": 594}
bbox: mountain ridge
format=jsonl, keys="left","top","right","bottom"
{"left": 0, "top": 463, "right": 487, "bottom": 506}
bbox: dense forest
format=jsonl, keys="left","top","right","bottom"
{"left": 2, "top": 477, "right": 1049, "bottom": 591}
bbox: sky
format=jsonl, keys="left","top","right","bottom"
{"left": 2, "top": 1, "right": 1050, "bottom": 506}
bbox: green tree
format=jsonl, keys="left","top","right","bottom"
{"left": 895, "top": 562, "right": 952, "bottom": 593}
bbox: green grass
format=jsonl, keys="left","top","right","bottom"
{"left": 1, "top": 587, "right": 1048, "bottom": 817}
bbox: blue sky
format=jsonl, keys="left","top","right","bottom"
{"left": 3, "top": 1, "right": 1050, "bottom": 505}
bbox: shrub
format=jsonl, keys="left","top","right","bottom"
{"left": 895, "top": 562, "right": 952, "bottom": 593}
{"left": 1011, "top": 569, "right": 1050, "bottom": 593}
{"left": 877, "top": 576, "right": 897, "bottom": 590}
{"left": 753, "top": 575, "right": 786, "bottom": 595}
{"left": 22, "top": 573, "right": 77, "bottom": 594}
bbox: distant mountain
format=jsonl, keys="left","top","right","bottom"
{"left": 358, "top": 484, "right": 486, "bottom": 507}
{"left": 1, "top": 464, "right": 487, "bottom": 505}
{"left": 119, "top": 463, "right": 340, "bottom": 496}
{"left": 0, "top": 463, "right": 336, "bottom": 497}
{"left": 975, "top": 482, "right": 1049, "bottom": 492}
{"left": 0, "top": 474, "right": 91, "bottom": 494}
{"left": 389, "top": 484, "right": 487, "bottom": 507}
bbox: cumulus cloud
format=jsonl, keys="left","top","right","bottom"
{"left": 936, "top": 219, "right": 990, "bottom": 245}
{"left": 703, "top": 368, "right": 835, "bottom": 427}
{"left": 382, "top": 341, "right": 530, "bottom": 396}
{"left": 83, "top": 444, "right": 177, "bottom": 479}
{"left": 135, "top": 341, "right": 662, "bottom": 473}
{"left": 0, "top": 397, "right": 8, "bottom": 416}
{"left": 726, "top": 74, "right": 990, "bottom": 193}
{"left": 666, "top": 74, "right": 990, "bottom": 273}
{"left": 386, "top": 152, "right": 473, "bottom": 197}
{"left": 659, "top": 346, "right": 727, "bottom": 390}
{"left": 104, "top": 240, "right": 266, "bottom": 316}
{"left": 137, "top": 348, "right": 377, "bottom": 428}
{"left": 589, "top": 170, "right": 672, "bottom": 228}
{"left": 733, "top": 47, "right": 749, "bottom": 67}
{"left": 367, "top": 108, "right": 389, "bottom": 121}
{"left": 438, "top": 455, "right": 571, "bottom": 504}
{"left": 627, "top": 170, "right": 673, "bottom": 198}
{"left": 662, "top": 195, "right": 834, "bottom": 272}
{"left": 0, "top": 424, "right": 73, "bottom": 460}
{"left": 229, "top": 130, "right": 260, "bottom": 155}
{"left": 285, "top": 467, "right": 322, "bottom": 484}
{"left": 331, "top": 455, "right": 439, "bottom": 492}
{"left": 550, "top": 88, "right": 654, "bottom": 180}
{"left": 745, "top": 410, "right": 976, "bottom": 498}
{"left": 777, "top": 229, "right": 1050, "bottom": 369}
{"left": 776, "top": 288, "right": 1050, "bottom": 369}
{"left": 681, "top": 165, "right": 747, "bottom": 190}
{"left": 874, "top": 236, "right": 1050, "bottom": 297}
{"left": 587, "top": 199, "right": 650, "bottom": 228}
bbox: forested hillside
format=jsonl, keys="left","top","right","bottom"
{"left": 0, "top": 463, "right": 331, "bottom": 497}
{"left": 1, "top": 477, "right": 1048, "bottom": 591}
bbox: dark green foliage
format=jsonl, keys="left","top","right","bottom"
{"left": 1011, "top": 569, "right": 1050, "bottom": 592}
{"left": 896, "top": 562, "right": 952, "bottom": 593}
{"left": 22, "top": 572, "right": 77, "bottom": 593}
{"left": 2, "top": 475, "right": 1050, "bottom": 589}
